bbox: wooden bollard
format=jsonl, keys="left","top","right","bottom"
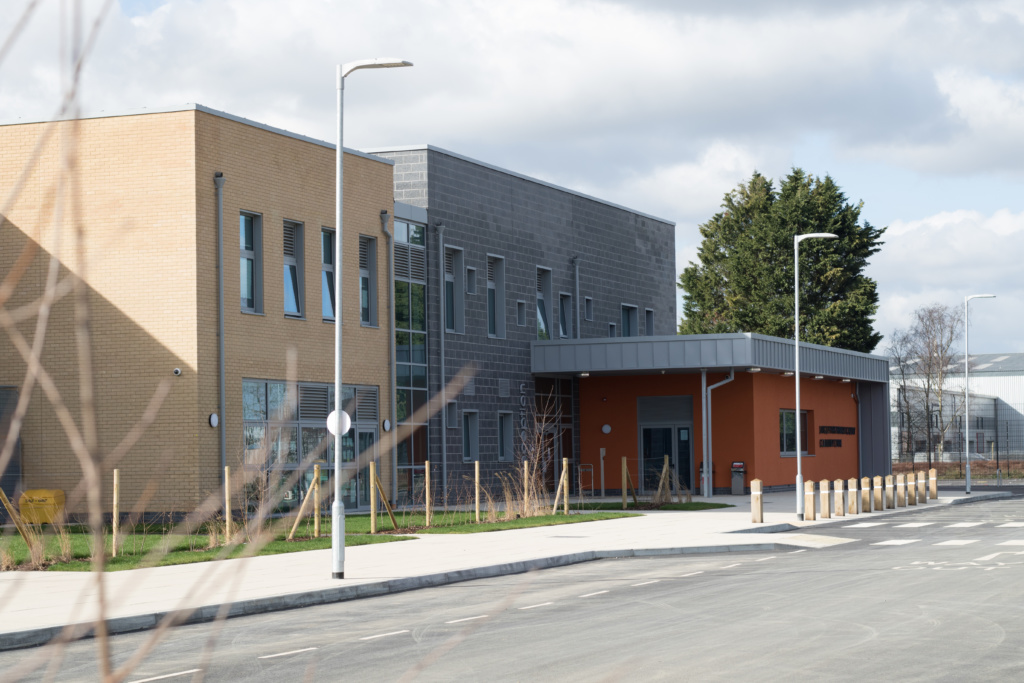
{"left": 819, "top": 479, "right": 831, "bottom": 519}
{"left": 751, "top": 479, "right": 763, "bottom": 523}
{"left": 861, "top": 477, "right": 872, "bottom": 513}
{"left": 916, "top": 471, "right": 927, "bottom": 503}
{"left": 523, "top": 460, "right": 530, "bottom": 516}
{"left": 884, "top": 475, "right": 894, "bottom": 509}
{"left": 834, "top": 479, "right": 845, "bottom": 517}
{"left": 425, "top": 460, "right": 432, "bottom": 527}
{"left": 896, "top": 474, "right": 906, "bottom": 507}
{"left": 907, "top": 473, "right": 917, "bottom": 505}
{"left": 225, "top": 465, "right": 232, "bottom": 541}
{"left": 112, "top": 468, "right": 120, "bottom": 558}
{"left": 370, "top": 461, "right": 377, "bottom": 534}
{"left": 622, "top": 457, "right": 628, "bottom": 510}
{"left": 313, "top": 463, "right": 321, "bottom": 537}
{"left": 563, "top": 457, "right": 570, "bottom": 516}
{"left": 804, "top": 480, "right": 816, "bottom": 521}
{"left": 475, "top": 460, "right": 481, "bottom": 523}
{"left": 929, "top": 468, "right": 938, "bottom": 500}
{"left": 848, "top": 478, "right": 859, "bottom": 515}
{"left": 873, "top": 476, "right": 883, "bottom": 511}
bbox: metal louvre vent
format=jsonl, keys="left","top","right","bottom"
{"left": 463, "top": 377, "right": 475, "bottom": 396}
{"left": 498, "top": 378, "right": 510, "bottom": 398}
{"left": 283, "top": 224, "right": 296, "bottom": 258}
{"left": 445, "top": 249, "right": 455, "bottom": 276}
{"left": 359, "top": 236, "right": 370, "bottom": 270}
{"left": 395, "top": 243, "right": 411, "bottom": 278}
{"left": 487, "top": 257, "right": 496, "bottom": 282}
{"left": 409, "top": 248, "right": 426, "bottom": 282}
{"left": 355, "top": 387, "right": 378, "bottom": 422}
{"left": 537, "top": 270, "right": 543, "bottom": 292}
{"left": 298, "top": 384, "right": 329, "bottom": 420}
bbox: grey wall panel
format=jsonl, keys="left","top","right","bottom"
{"left": 637, "top": 395, "right": 694, "bottom": 424}
{"left": 858, "top": 381, "right": 892, "bottom": 477}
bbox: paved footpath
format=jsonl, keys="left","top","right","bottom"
{"left": 0, "top": 489, "right": 1010, "bottom": 650}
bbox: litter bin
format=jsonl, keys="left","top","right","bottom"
{"left": 731, "top": 462, "right": 745, "bottom": 496}
{"left": 19, "top": 489, "right": 65, "bottom": 524}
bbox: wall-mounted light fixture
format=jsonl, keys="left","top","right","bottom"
{"left": 748, "top": 367, "right": 761, "bottom": 373}
{"left": 783, "top": 371, "right": 794, "bottom": 377}
{"left": 840, "top": 378, "right": 851, "bottom": 383}
{"left": 579, "top": 372, "right": 590, "bottom": 378}
{"left": 601, "top": 424, "right": 612, "bottom": 434}
{"left": 813, "top": 375, "right": 824, "bottom": 380}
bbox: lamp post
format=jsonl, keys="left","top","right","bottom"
{"left": 794, "top": 232, "right": 837, "bottom": 520}
{"left": 333, "top": 58, "right": 412, "bottom": 580}
{"left": 964, "top": 293, "right": 995, "bottom": 496}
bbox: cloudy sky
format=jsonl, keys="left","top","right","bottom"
{"left": 3, "top": 0, "right": 1023, "bottom": 353}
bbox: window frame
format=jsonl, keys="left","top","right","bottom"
{"left": 466, "top": 267, "right": 477, "bottom": 295}
{"left": 584, "top": 296, "right": 593, "bottom": 322}
{"left": 487, "top": 255, "right": 506, "bottom": 339}
{"left": 359, "top": 235, "right": 378, "bottom": 327}
{"left": 240, "top": 212, "right": 264, "bottom": 314}
{"left": 462, "top": 410, "right": 479, "bottom": 462}
{"left": 645, "top": 308, "right": 654, "bottom": 336}
{"left": 498, "top": 412, "right": 514, "bottom": 462}
{"left": 283, "top": 220, "right": 304, "bottom": 318}
{"left": 608, "top": 322, "right": 617, "bottom": 338}
{"left": 536, "top": 267, "right": 552, "bottom": 340}
{"left": 620, "top": 304, "right": 638, "bottom": 337}
{"left": 558, "top": 292, "right": 573, "bottom": 339}
{"left": 516, "top": 300, "right": 527, "bottom": 327}
{"left": 444, "top": 246, "right": 465, "bottom": 334}
{"left": 321, "top": 228, "right": 336, "bottom": 321}
{"left": 779, "top": 409, "right": 810, "bottom": 457}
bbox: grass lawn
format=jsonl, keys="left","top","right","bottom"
{"left": 346, "top": 510, "right": 638, "bottom": 534}
{"left": 574, "top": 501, "right": 734, "bottom": 512}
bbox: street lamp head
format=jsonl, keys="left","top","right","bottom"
{"left": 341, "top": 58, "right": 414, "bottom": 78}
{"left": 795, "top": 232, "right": 838, "bottom": 244}
{"left": 966, "top": 294, "right": 996, "bottom": 302}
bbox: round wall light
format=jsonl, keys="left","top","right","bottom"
{"left": 601, "top": 424, "right": 611, "bottom": 434}
{"left": 209, "top": 413, "right": 219, "bottom": 428}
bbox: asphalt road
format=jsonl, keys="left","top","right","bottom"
{"left": 4, "top": 498, "right": 1024, "bottom": 682}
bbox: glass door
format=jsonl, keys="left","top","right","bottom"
{"left": 676, "top": 427, "right": 692, "bottom": 493}
{"left": 641, "top": 427, "right": 674, "bottom": 492}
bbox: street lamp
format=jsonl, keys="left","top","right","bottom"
{"left": 794, "top": 232, "right": 837, "bottom": 520}
{"left": 964, "top": 293, "right": 995, "bottom": 496}
{"left": 333, "top": 57, "right": 412, "bottom": 580}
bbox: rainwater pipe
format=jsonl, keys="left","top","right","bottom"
{"left": 381, "top": 210, "right": 397, "bottom": 502}
{"left": 701, "top": 370, "right": 707, "bottom": 497}
{"left": 436, "top": 222, "right": 448, "bottom": 499}
{"left": 214, "top": 172, "right": 226, "bottom": 481}
{"left": 571, "top": 255, "right": 580, "bottom": 338}
{"left": 704, "top": 369, "right": 735, "bottom": 498}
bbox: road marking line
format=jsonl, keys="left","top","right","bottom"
{"left": 844, "top": 523, "right": 887, "bottom": 528}
{"left": 946, "top": 522, "right": 984, "bottom": 528}
{"left": 998, "top": 523, "right": 1024, "bottom": 527}
{"left": 790, "top": 549, "right": 807, "bottom": 553}
{"left": 997, "top": 540, "right": 1024, "bottom": 546}
{"left": 579, "top": 590, "right": 609, "bottom": 597}
{"left": 680, "top": 571, "right": 704, "bottom": 577}
{"left": 632, "top": 580, "right": 659, "bottom": 586}
{"left": 895, "top": 522, "right": 934, "bottom": 528}
{"left": 446, "top": 615, "right": 488, "bottom": 624}
{"left": 519, "top": 602, "right": 553, "bottom": 610}
{"left": 258, "top": 647, "right": 318, "bottom": 659}
{"left": 721, "top": 564, "right": 741, "bottom": 569}
{"left": 872, "top": 539, "right": 920, "bottom": 546}
{"left": 360, "top": 630, "right": 410, "bottom": 641}
{"left": 934, "top": 540, "right": 979, "bottom": 546}
{"left": 129, "top": 671, "right": 203, "bottom": 683}
{"left": 976, "top": 550, "right": 1024, "bottom": 561}
{"left": 756, "top": 556, "right": 776, "bottom": 562}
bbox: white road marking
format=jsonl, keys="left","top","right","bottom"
{"left": 258, "top": 647, "right": 318, "bottom": 659}
{"left": 755, "top": 556, "right": 776, "bottom": 562}
{"left": 790, "top": 549, "right": 807, "bottom": 553}
{"left": 997, "top": 540, "right": 1024, "bottom": 546}
{"left": 934, "top": 540, "right": 979, "bottom": 546}
{"left": 873, "top": 539, "right": 920, "bottom": 546}
{"left": 975, "top": 550, "right": 1024, "bottom": 562}
{"left": 632, "top": 580, "right": 659, "bottom": 586}
{"left": 518, "top": 602, "right": 553, "bottom": 610}
{"left": 446, "top": 615, "right": 488, "bottom": 624}
{"left": 895, "top": 522, "right": 934, "bottom": 528}
{"left": 946, "top": 522, "right": 984, "bottom": 528}
{"left": 721, "top": 564, "right": 741, "bottom": 569}
{"left": 579, "top": 590, "right": 609, "bottom": 598}
{"left": 129, "top": 671, "right": 203, "bottom": 683}
{"left": 680, "top": 571, "right": 704, "bottom": 577}
{"left": 360, "top": 630, "right": 410, "bottom": 641}
{"left": 844, "top": 523, "right": 887, "bottom": 528}
{"left": 998, "top": 523, "right": 1024, "bottom": 527}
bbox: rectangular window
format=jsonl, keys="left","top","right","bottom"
{"left": 466, "top": 267, "right": 477, "bottom": 295}
{"left": 444, "top": 247, "right": 465, "bottom": 333}
{"left": 584, "top": 296, "right": 593, "bottom": 322}
{"left": 779, "top": 410, "right": 809, "bottom": 457}
{"left": 559, "top": 293, "right": 573, "bottom": 338}
{"left": 517, "top": 300, "right": 526, "bottom": 327}
{"left": 536, "top": 268, "right": 552, "bottom": 340}
{"left": 283, "top": 221, "right": 304, "bottom": 317}
{"left": 487, "top": 256, "right": 506, "bottom": 338}
{"left": 359, "top": 236, "right": 377, "bottom": 326}
{"left": 608, "top": 322, "right": 617, "bottom": 338}
{"left": 645, "top": 308, "right": 654, "bottom": 336}
{"left": 447, "top": 401, "right": 458, "bottom": 429}
{"left": 462, "top": 411, "right": 479, "bottom": 462}
{"left": 321, "top": 229, "right": 335, "bottom": 320}
{"left": 240, "top": 213, "right": 263, "bottom": 313}
{"left": 620, "top": 305, "right": 638, "bottom": 337}
{"left": 498, "top": 412, "right": 513, "bottom": 462}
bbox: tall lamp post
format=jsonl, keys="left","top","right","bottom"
{"left": 332, "top": 58, "right": 412, "bottom": 580}
{"left": 794, "top": 232, "right": 837, "bottom": 520}
{"left": 964, "top": 293, "right": 995, "bottom": 496}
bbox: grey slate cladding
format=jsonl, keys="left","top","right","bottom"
{"left": 374, "top": 146, "right": 675, "bottom": 492}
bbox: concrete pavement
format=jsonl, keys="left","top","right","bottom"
{"left": 0, "top": 489, "right": 1011, "bottom": 651}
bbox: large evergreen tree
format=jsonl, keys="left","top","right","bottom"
{"left": 678, "top": 169, "right": 884, "bottom": 353}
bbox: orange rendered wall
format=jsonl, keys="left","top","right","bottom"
{"left": 579, "top": 371, "right": 860, "bottom": 491}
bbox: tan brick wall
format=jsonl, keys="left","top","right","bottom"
{"left": 0, "top": 108, "right": 395, "bottom": 514}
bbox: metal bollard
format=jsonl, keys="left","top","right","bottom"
{"left": 862, "top": 477, "right": 872, "bottom": 513}
{"left": 848, "top": 478, "right": 859, "bottom": 515}
{"left": 917, "top": 471, "right": 927, "bottom": 503}
{"left": 884, "top": 475, "right": 894, "bottom": 509}
{"left": 819, "top": 479, "right": 831, "bottom": 519}
{"left": 751, "top": 478, "right": 763, "bottom": 523}
{"left": 803, "top": 480, "right": 816, "bottom": 521}
{"left": 929, "top": 468, "right": 938, "bottom": 500}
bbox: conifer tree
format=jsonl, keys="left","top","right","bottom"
{"left": 678, "top": 169, "right": 884, "bottom": 353}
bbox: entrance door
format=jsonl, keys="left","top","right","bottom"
{"left": 677, "top": 427, "right": 692, "bottom": 493}
{"left": 541, "top": 428, "right": 561, "bottom": 492}
{"left": 641, "top": 425, "right": 692, "bottom": 494}
{"left": 340, "top": 427, "right": 377, "bottom": 508}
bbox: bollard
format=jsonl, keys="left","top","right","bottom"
{"left": 563, "top": 458, "right": 570, "bottom": 516}
{"left": 896, "top": 474, "right": 906, "bottom": 507}
{"left": 834, "top": 479, "right": 845, "bottom": 517}
{"left": 475, "top": 460, "right": 481, "bottom": 523}
{"left": 929, "top": 468, "right": 938, "bottom": 500}
{"left": 908, "top": 473, "right": 917, "bottom": 505}
{"left": 313, "top": 463, "right": 321, "bottom": 537}
{"left": 225, "top": 465, "right": 233, "bottom": 541}
{"left": 425, "top": 460, "right": 432, "bottom": 527}
{"left": 861, "top": 477, "right": 871, "bottom": 513}
{"left": 873, "top": 476, "right": 883, "bottom": 511}
{"left": 819, "top": 479, "right": 831, "bottom": 519}
{"left": 600, "top": 447, "right": 606, "bottom": 498}
{"left": 112, "top": 469, "right": 120, "bottom": 558}
{"left": 803, "top": 480, "right": 816, "bottom": 521}
{"left": 370, "top": 461, "right": 377, "bottom": 534}
{"left": 916, "top": 471, "right": 927, "bottom": 504}
{"left": 523, "top": 460, "right": 530, "bottom": 516}
{"left": 884, "top": 475, "right": 894, "bottom": 509}
{"left": 622, "top": 457, "right": 628, "bottom": 510}
{"left": 751, "top": 478, "right": 764, "bottom": 523}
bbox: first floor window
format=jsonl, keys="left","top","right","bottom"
{"left": 359, "top": 236, "right": 377, "bottom": 325}
{"left": 240, "top": 213, "right": 262, "bottom": 312}
{"left": 498, "top": 413, "right": 513, "bottom": 462}
{"left": 321, "top": 229, "right": 335, "bottom": 319}
{"left": 283, "top": 222, "right": 304, "bottom": 316}
{"left": 462, "top": 411, "right": 479, "bottom": 462}
{"left": 780, "top": 410, "right": 809, "bottom": 456}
